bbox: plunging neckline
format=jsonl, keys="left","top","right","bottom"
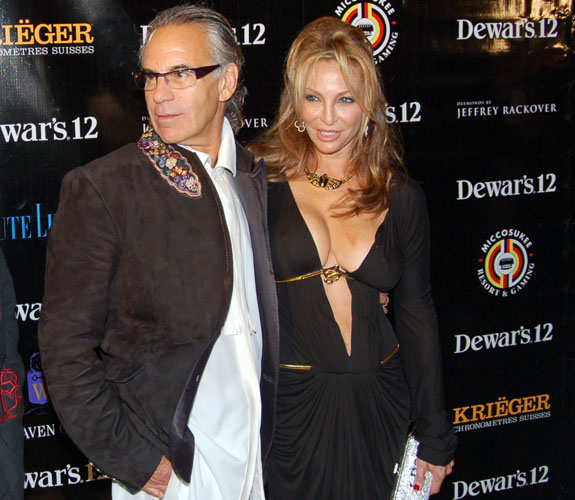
{"left": 284, "top": 182, "right": 389, "bottom": 358}
{"left": 284, "top": 182, "right": 389, "bottom": 275}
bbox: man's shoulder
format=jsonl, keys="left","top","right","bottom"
{"left": 58, "top": 143, "right": 157, "bottom": 203}
{"left": 66, "top": 142, "right": 144, "bottom": 182}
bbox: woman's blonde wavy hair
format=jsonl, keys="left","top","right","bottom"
{"left": 249, "top": 16, "right": 405, "bottom": 217}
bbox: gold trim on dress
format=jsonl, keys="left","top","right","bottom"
{"left": 380, "top": 344, "right": 400, "bottom": 366}
{"left": 279, "top": 345, "right": 400, "bottom": 372}
{"left": 278, "top": 363, "right": 313, "bottom": 372}
{"left": 276, "top": 264, "right": 350, "bottom": 285}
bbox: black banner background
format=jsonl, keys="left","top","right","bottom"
{"left": 1, "top": 1, "right": 573, "bottom": 499}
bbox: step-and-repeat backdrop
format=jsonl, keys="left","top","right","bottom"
{"left": 1, "top": 1, "right": 573, "bottom": 499}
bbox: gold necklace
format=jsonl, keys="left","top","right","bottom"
{"left": 304, "top": 166, "right": 354, "bottom": 191}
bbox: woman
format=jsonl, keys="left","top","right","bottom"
{"left": 251, "top": 17, "right": 456, "bottom": 499}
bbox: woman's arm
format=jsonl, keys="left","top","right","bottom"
{"left": 391, "top": 180, "right": 456, "bottom": 489}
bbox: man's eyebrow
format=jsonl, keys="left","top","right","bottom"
{"left": 141, "top": 63, "right": 190, "bottom": 73}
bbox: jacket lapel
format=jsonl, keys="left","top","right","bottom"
{"left": 232, "top": 145, "right": 279, "bottom": 462}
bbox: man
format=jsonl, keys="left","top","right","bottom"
{"left": 38, "top": 5, "right": 278, "bottom": 499}
{"left": 0, "top": 248, "right": 25, "bottom": 500}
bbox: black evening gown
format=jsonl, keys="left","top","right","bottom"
{"left": 266, "top": 177, "right": 456, "bottom": 500}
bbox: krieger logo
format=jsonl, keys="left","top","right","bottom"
{"left": 454, "top": 322, "right": 553, "bottom": 354}
{"left": 453, "top": 465, "right": 549, "bottom": 499}
{"left": 140, "top": 23, "right": 266, "bottom": 46}
{"left": 335, "top": 1, "right": 398, "bottom": 63}
{"left": 456, "top": 100, "right": 557, "bottom": 119}
{"left": 453, "top": 394, "right": 551, "bottom": 433}
{"left": 457, "top": 18, "right": 559, "bottom": 40}
{"left": 0, "top": 19, "right": 94, "bottom": 56}
{"left": 0, "top": 116, "right": 98, "bottom": 143}
{"left": 477, "top": 229, "right": 534, "bottom": 297}
{"left": 457, "top": 173, "right": 557, "bottom": 200}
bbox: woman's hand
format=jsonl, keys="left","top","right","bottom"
{"left": 414, "top": 457, "right": 454, "bottom": 495}
{"left": 379, "top": 292, "right": 390, "bottom": 314}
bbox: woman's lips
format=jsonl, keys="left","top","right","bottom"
{"left": 316, "top": 129, "right": 341, "bottom": 141}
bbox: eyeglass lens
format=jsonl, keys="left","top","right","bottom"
{"left": 134, "top": 65, "right": 220, "bottom": 91}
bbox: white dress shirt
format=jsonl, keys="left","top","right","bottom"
{"left": 112, "top": 118, "right": 264, "bottom": 500}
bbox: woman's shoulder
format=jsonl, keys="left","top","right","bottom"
{"left": 390, "top": 173, "right": 427, "bottom": 210}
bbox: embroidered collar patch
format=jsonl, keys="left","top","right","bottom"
{"left": 138, "top": 128, "right": 202, "bottom": 198}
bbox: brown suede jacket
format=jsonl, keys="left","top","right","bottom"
{"left": 38, "top": 140, "right": 279, "bottom": 493}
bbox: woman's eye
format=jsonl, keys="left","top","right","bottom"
{"left": 305, "top": 94, "right": 318, "bottom": 102}
{"left": 340, "top": 96, "right": 355, "bottom": 104}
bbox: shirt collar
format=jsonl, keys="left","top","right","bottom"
{"left": 179, "top": 118, "right": 237, "bottom": 176}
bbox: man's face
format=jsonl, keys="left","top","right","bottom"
{"left": 142, "top": 24, "right": 229, "bottom": 152}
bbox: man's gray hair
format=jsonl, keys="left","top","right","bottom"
{"left": 140, "top": 3, "right": 246, "bottom": 133}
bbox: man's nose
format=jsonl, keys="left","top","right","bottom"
{"left": 151, "top": 76, "right": 174, "bottom": 103}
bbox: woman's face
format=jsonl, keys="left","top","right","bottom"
{"left": 300, "top": 59, "right": 364, "bottom": 162}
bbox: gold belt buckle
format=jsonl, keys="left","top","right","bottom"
{"left": 322, "top": 264, "right": 346, "bottom": 284}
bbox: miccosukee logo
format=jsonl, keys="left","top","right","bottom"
{"left": 453, "top": 394, "right": 551, "bottom": 433}
{"left": 0, "top": 19, "right": 94, "bottom": 56}
{"left": 477, "top": 229, "right": 534, "bottom": 297}
{"left": 335, "top": 0, "right": 399, "bottom": 63}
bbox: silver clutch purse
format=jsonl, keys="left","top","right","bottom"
{"left": 391, "top": 435, "right": 432, "bottom": 500}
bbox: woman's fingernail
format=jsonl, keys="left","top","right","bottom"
{"left": 414, "top": 484, "right": 421, "bottom": 491}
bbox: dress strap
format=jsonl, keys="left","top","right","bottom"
{"left": 275, "top": 264, "right": 351, "bottom": 285}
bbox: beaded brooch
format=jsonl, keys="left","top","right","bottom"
{"left": 138, "top": 128, "right": 202, "bottom": 198}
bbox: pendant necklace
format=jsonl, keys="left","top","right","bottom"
{"left": 304, "top": 166, "right": 354, "bottom": 191}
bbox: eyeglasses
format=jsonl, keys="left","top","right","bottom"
{"left": 133, "top": 64, "right": 221, "bottom": 91}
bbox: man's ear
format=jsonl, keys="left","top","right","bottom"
{"left": 218, "top": 63, "right": 239, "bottom": 102}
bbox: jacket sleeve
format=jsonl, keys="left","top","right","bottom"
{"left": 1, "top": 248, "right": 24, "bottom": 375}
{"left": 0, "top": 252, "right": 7, "bottom": 369}
{"left": 38, "top": 169, "right": 162, "bottom": 493}
{"left": 392, "top": 180, "right": 456, "bottom": 466}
